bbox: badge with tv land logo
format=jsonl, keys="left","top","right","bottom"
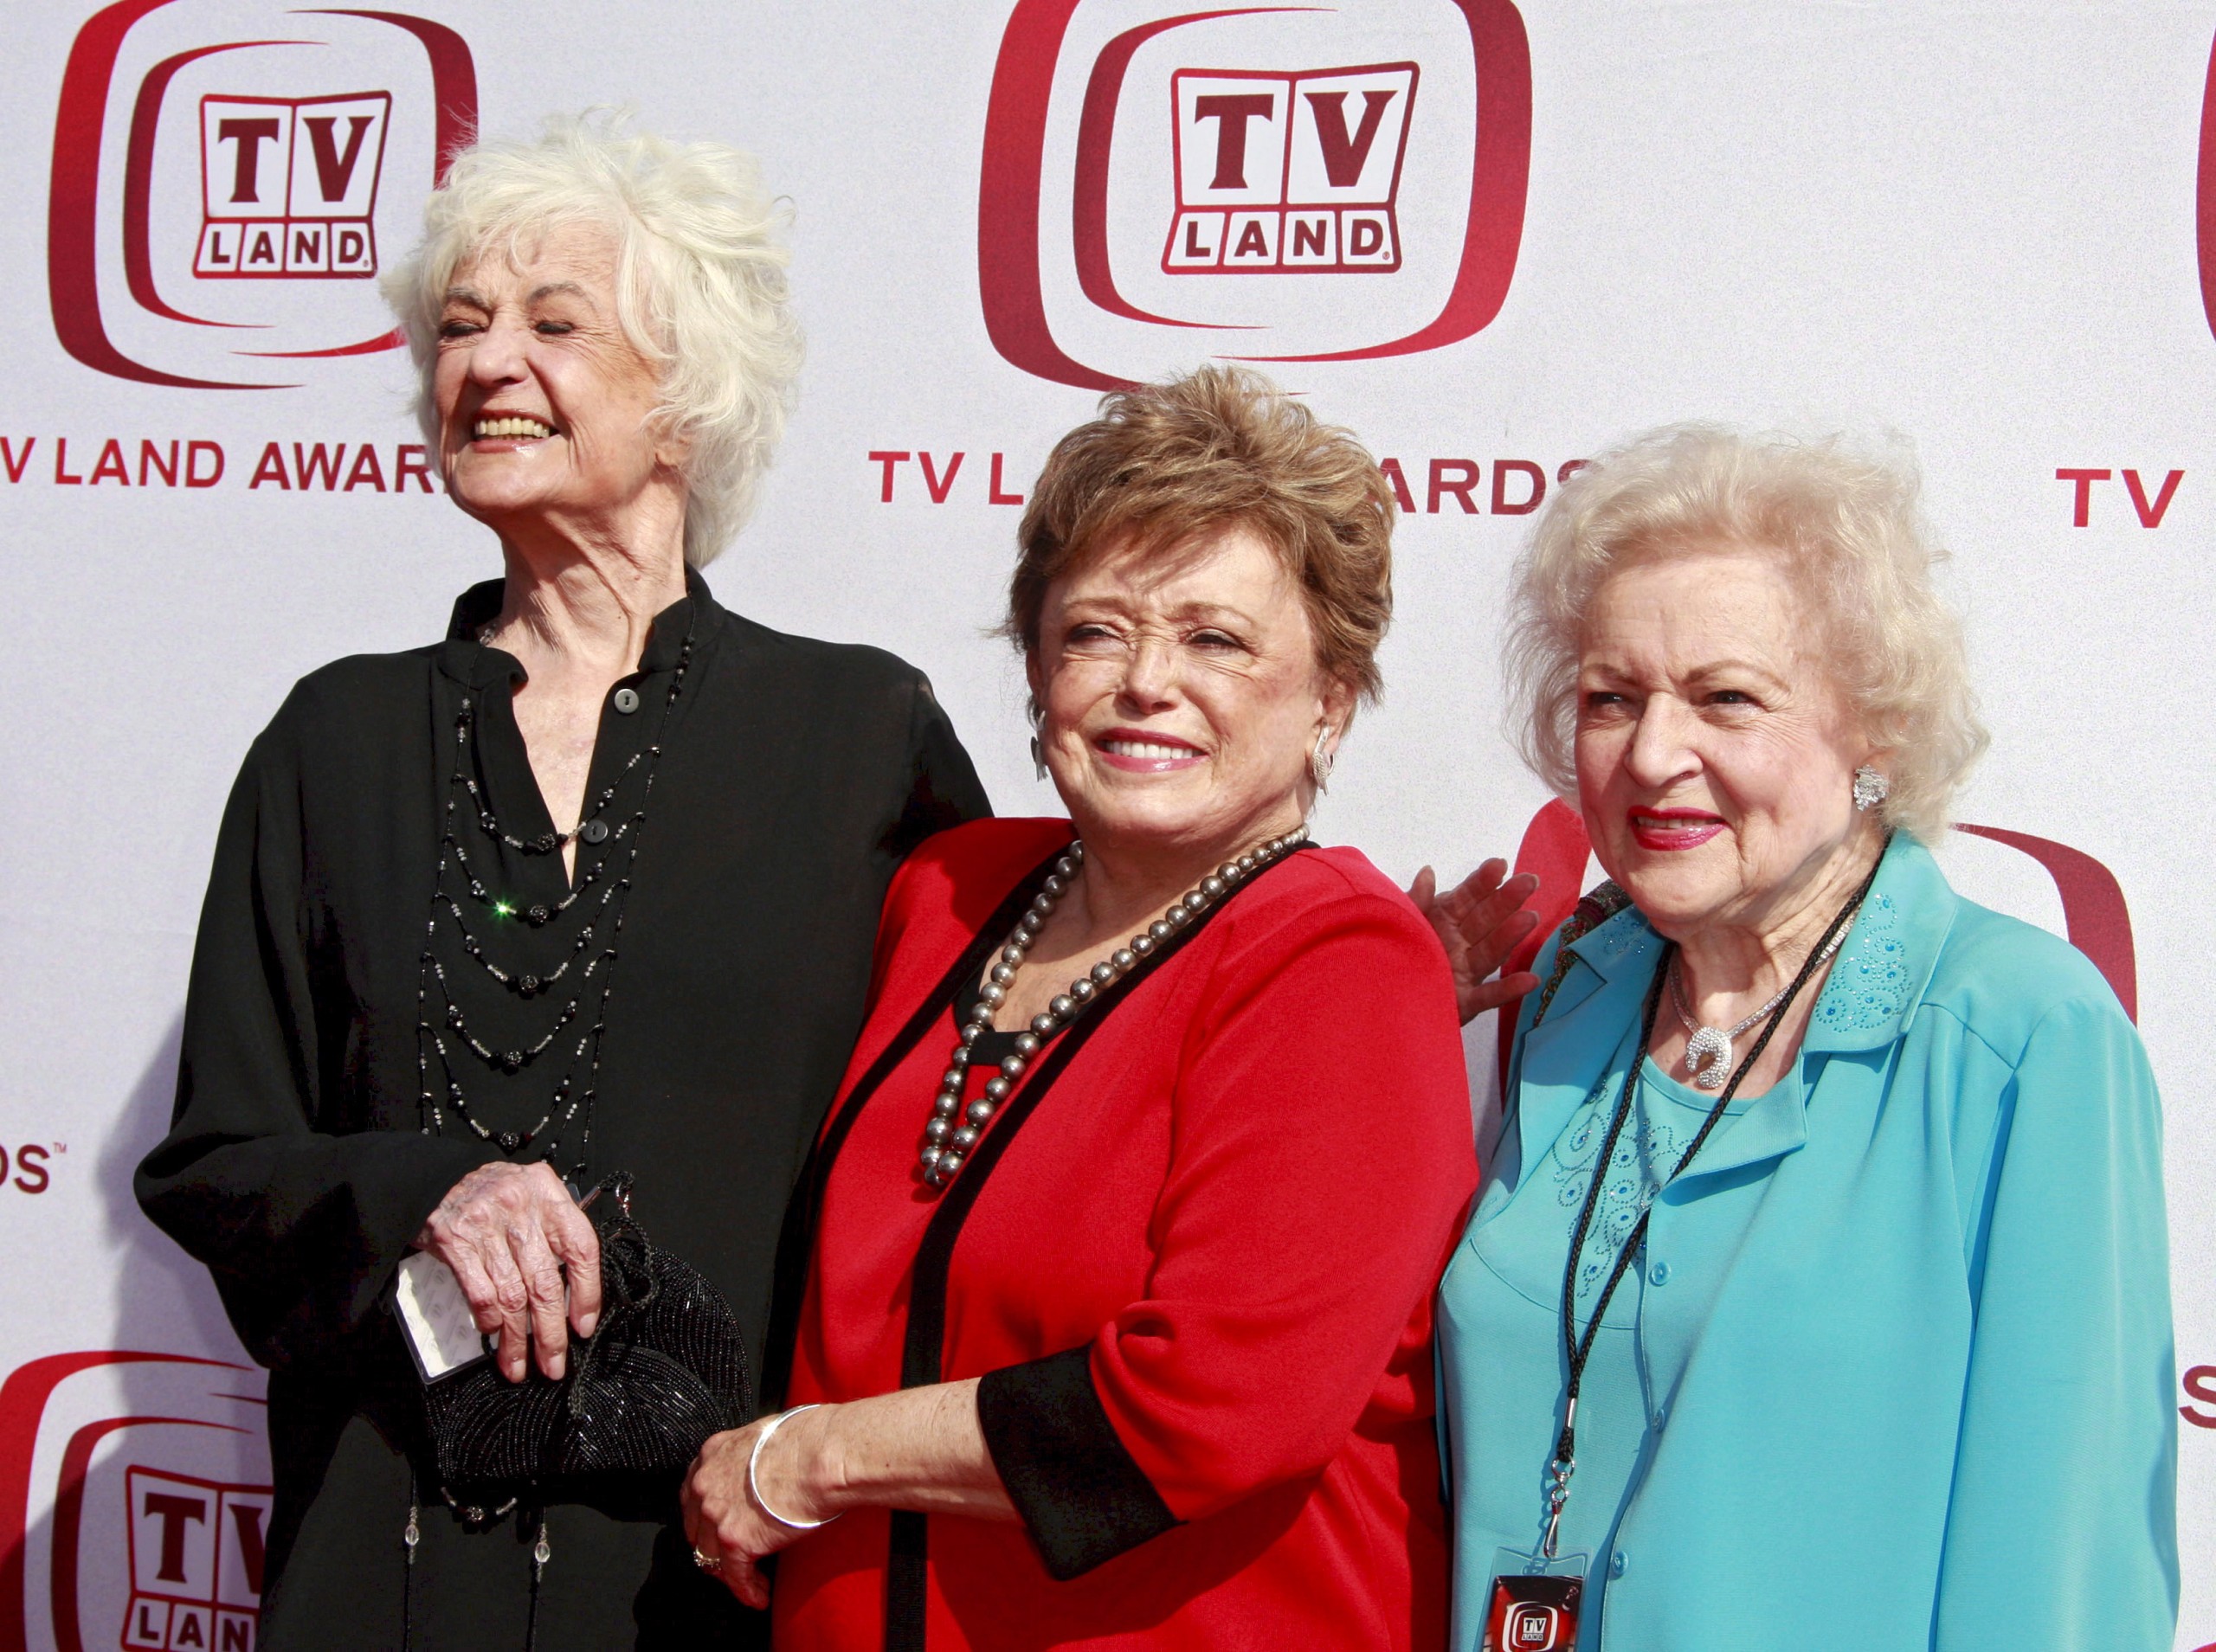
{"left": 1483, "top": 1567, "right": 1582, "bottom": 1650}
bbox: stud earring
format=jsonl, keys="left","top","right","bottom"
{"left": 1852, "top": 765, "right": 1889, "bottom": 813}
{"left": 1310, "top": 728, "right": 1336, "bottom": 790}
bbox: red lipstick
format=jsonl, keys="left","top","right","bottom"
{"left": 1628, "top": 808, "right": 1726, "bottom": 851}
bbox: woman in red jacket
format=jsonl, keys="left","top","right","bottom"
{"left": 683, "top": 365, "right": 1533, "bottom": 1649}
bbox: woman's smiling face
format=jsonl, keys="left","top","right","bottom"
{"left": 432, "top": 222, "right": 677, "bottom": 540}
{"left": 1029, "top": 524, "right": 1350, "bottom": 865}
{"left": 1575, "top": 547, "right": 1880, "bottom": 942}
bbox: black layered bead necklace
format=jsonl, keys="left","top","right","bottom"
{"left": 411, "top": 623, "right": 692, "bottom": 1180}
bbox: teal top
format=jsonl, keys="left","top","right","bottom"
{"left": 1437, "top": 833, "right": 2177, "bottom": 1649}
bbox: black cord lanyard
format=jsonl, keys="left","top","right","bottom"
{"left": 1539, "top": 846, "right": 1885, "bottom": 1560}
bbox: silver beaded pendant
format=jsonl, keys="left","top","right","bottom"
{"left": 918, "top": 826, "right": 1308, "bottom": 1188}
{"left": 1668, "top": 916, "right": 1853, "bottom": 1090}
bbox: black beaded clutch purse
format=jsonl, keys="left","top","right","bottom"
{"left": 420, "top": 1173, "right": 751, "bottom": 1511}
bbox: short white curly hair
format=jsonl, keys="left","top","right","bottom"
{"left": 1504, "top": 424, "right": 1988, "bottom": 843}
{"left": 383, "top": 111, "right": 803, "bottom": 566}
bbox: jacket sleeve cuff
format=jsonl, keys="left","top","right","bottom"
{"left": 977, "top": 1345, "right": 1179, "bottom": 1579}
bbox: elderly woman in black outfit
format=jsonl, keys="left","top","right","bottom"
{"left": 133, "top": 114, "right": 986, "bottom": 1651}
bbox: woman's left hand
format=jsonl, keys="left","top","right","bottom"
{"left": 1407, "top": 858, "right": 1543, "bottom": 1025}
{"left": 682, "top": 1410, "right": 837, "bottom": 1609}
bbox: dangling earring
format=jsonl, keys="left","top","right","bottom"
{"left": 1309, "top": 728, "right": 1336, "bottom": 791}
{"left": 1852, "top": 764, "right": 1889, "bottom": 813}
{"left": 1028, "top": 699, "right": 1049, "bottom": 783}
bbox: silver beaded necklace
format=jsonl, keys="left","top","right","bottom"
{"left": 918, "top": 824, "right": 1309, "bottom": 1188}
{"left": 1669, "top": 916, "right": 1852, "bottom": 1090}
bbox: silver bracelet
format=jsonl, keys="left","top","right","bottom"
{"left": 747, "top": 1404, "right": 841, "bottom": 1531}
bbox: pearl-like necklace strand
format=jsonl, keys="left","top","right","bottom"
{"left": 1669, "top": 916, "right": 1852, "bottom": 1090}
{"left": 918, "top": 825, "right": 1309, "bottom": 1188}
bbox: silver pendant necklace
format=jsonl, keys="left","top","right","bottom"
{"left": 1670, "top": 918, "right": 1853, "bottom": 1090}
{"left": 918, "top": 824, "right": 1308, "bottom": 1188}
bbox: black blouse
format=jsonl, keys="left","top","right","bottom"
{"left": 135, "top": 572, "right": 989, "bottom": 1651}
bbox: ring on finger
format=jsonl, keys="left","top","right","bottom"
{"left": 692, "top": 1546, "right": 722, "bottom": 1573}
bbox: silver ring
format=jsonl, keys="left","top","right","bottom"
{"left": 691, "top": 1546, "right": 722, "bottom": 1573}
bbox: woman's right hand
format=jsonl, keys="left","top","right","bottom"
{"left": 414, "top": 1160, "right": 602, "bottom": 1382}
{"left": 1407, "top": 858, "right": 1543, "bottom": 1025}
{"left": 683, "top": 1411, "right": 835, "bottom": 1610}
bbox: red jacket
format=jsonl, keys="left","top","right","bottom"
{"left": 772, "top": 818, "right": 1478, "bottom": 1650}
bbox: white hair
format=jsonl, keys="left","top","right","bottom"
{"left": 383, "top": 110, "right": 803, "bottom": 566}
{"left": 1504, "top": 423, "right": 1988, "bottom": 842}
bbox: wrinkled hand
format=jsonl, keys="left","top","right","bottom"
{"left": 683, "top": 1411, "right": 834, "bottom": 1610}
{"left": 414, "top": 1160, "right": 601, "bottom": 1383}
{"left": 1408, "top": 858, "right": 1543, "bottom": 1025}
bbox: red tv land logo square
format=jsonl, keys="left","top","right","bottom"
{"left": 0, "top": 1351, "right": 274, "bottom": 1652}
{"left": 121, "top": 1468, "right": 268, "bottom": 1651}
{"left": 48, "top": 0, "right": 474, "bottom": 389}
{"left": 2199, "top": 24, "right": 2216, "bottom": 343}
{"left": 194, "top": 93, "right": 390, "bottom": 280}
{"left": 978, "top": 0, "right": 1527, "bottom": 390}
{"left": 1163, "top": 65, "right": 1415, "bottom": 275}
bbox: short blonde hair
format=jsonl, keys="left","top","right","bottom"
{"left": 383, "top": 111, "right": 803, "bottom": 566}
{"left": 1007, "top": 365, "right": 1395, "bottom": 706}
{"left": 1505, "top": 424, "right": 1987, "bottom": 841}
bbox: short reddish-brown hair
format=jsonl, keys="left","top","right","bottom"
{"left": 1007, "top": 364, "right": 1395, "bottom": 704}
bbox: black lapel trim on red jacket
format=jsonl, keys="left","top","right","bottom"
{"left": 883, "top": 844, "right": 1312, "bottom": 1652}
{"left": 759, "top": 843, "right": 1067, "bottom": 1413}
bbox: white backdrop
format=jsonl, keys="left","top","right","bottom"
{"left": 1, "top": 3, "right": 2209, "bottom": 1648}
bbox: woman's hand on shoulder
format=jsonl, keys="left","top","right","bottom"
{"left": 1407, "top": 858, "right": 1543, "bottom": 1026}
{"left": 683, "top": 1408, "right": 843, "bottom": 1609}
{"left": 413, "top": 1160, "right": 602, "bottom": 1383}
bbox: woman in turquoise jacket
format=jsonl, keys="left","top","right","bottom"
{"left": 1433, "top": 426, "right": 2176, "bottom": 1650}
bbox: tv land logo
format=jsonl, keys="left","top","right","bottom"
{"left": 48, "top": 0, "right": 475, "bottom": 389}
{"left": 980, "top": 0, "right": 1529, "bottom": 390}
{"left": 1163, "top": 65, "right": 1414, "bottom": 276}
{"left": 0, "top": 1351, "right": 271, "bottom": 1652}
{"left": 2200, "top": 23, "right": 2216, "bottom": 344}
{"left": 192, "top": 93, "right": 390, "bottom": 280}
{"left": 120, "top": 1469, "right": 267, "bottom": 1651}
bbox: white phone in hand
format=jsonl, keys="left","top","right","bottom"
{"left": 394, "top": 1250, "right": 493, "bottom": 1383}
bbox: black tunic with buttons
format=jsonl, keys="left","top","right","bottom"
{"left": 134, "top": 573, "right": 989, "bottom": 1651}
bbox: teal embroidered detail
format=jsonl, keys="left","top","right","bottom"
{"left": 1813, "top": 891, "right": 1910, "bottom": 1032}
{"left": 1551, "top": 1068, "right": 1679, "bottom": 1308}
{"left": 1588, "top": 916, "right": 1657, "bottom": 965}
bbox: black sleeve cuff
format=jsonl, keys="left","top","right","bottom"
{"left": 977, "top": 1345, "right": 1179, "bottom": 1579}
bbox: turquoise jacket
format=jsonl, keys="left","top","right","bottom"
{"left": 1437, "top": 833, "right": 2177, "bottom": 1649}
